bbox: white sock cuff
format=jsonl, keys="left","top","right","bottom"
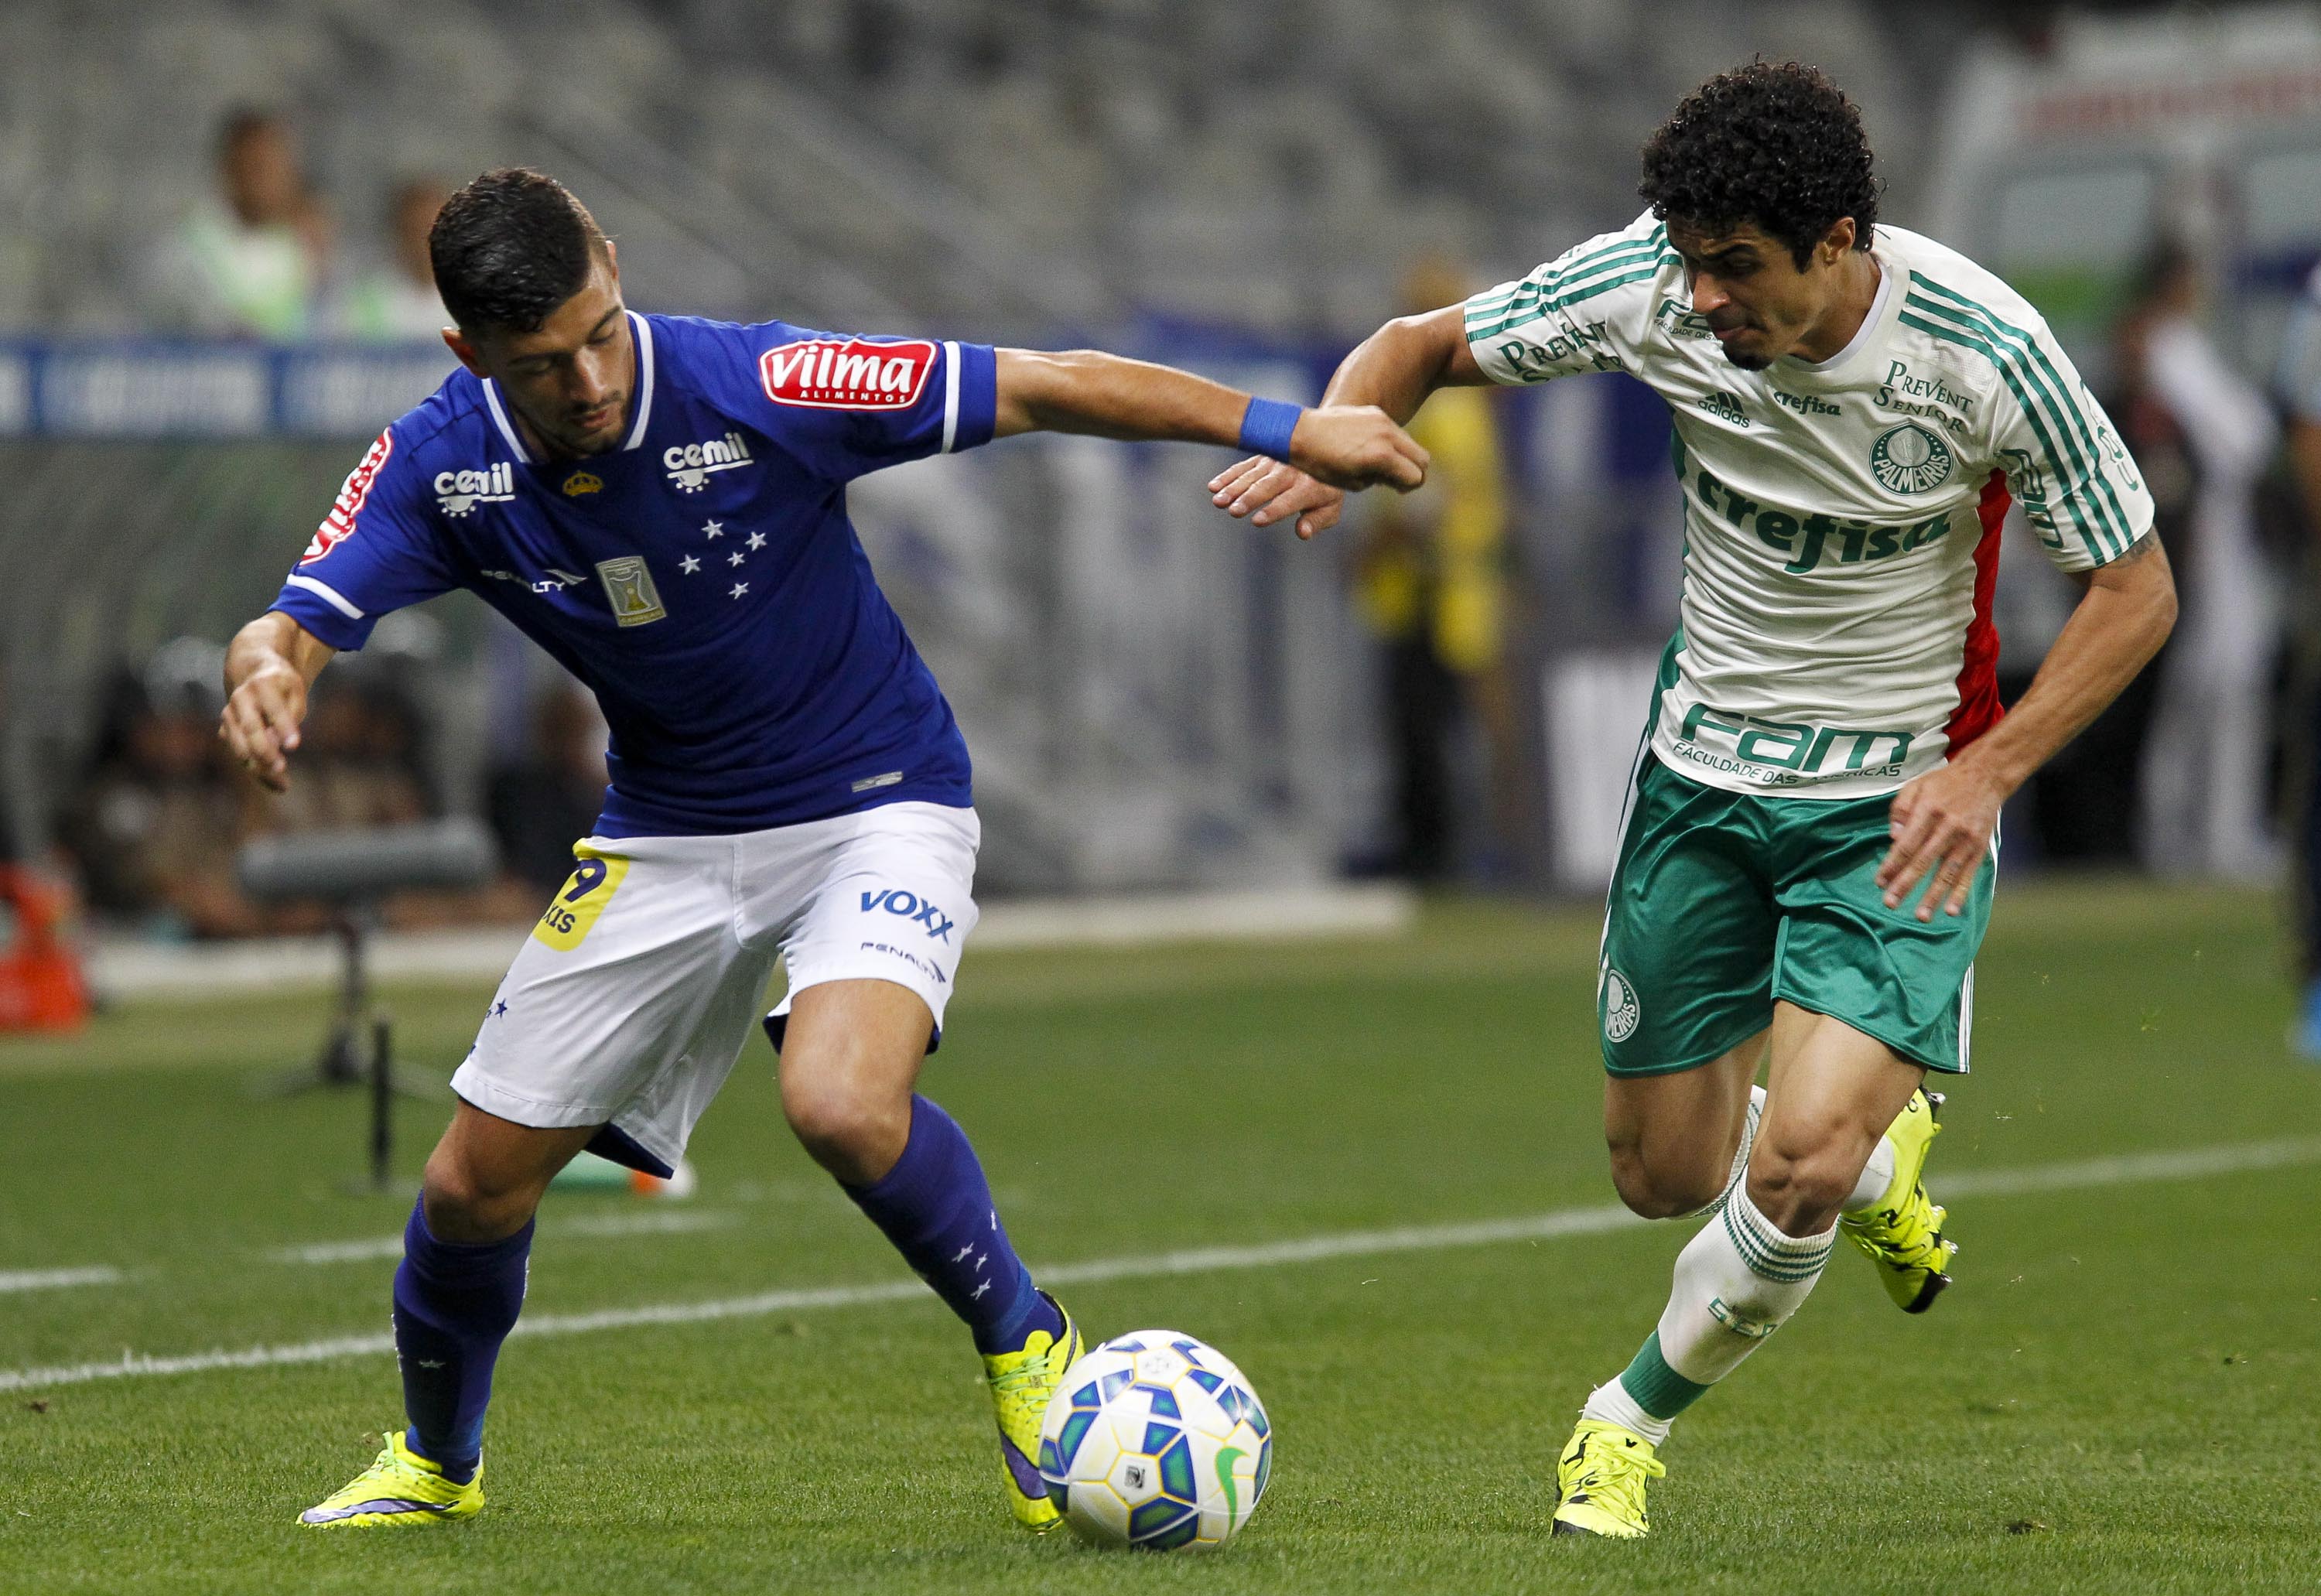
{"left": 1844, "top": 1135, "right": 1898, "bottom": 1215}
{"left": 1722, "top": 1189, "right": 1835, "bottom": 1284}
{"left": 1581, "top": 1377, "right": 1673, "bottom": 1447}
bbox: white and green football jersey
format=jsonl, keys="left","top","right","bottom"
{"left": 1465, "top": 212, "right": 2154, "bottom": 799}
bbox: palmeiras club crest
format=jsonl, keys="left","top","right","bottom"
{"left": 1869, "top": 422, "right": 1954, "bottom": 494}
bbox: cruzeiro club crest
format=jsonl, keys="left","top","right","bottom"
{"left": 1602, "top": 967, "right": 1641, "bottom": 1044}
{"left": 1869, "top": 422, "right": 1954, "bottom": 494}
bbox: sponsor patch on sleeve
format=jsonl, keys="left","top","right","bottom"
{"left": 759, "top": 338, "right": 935, "bottom": 411}
{"left": 302, "top": 426, "right": 395, "bottom": 564}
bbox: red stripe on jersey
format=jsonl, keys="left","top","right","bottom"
{"left": 1946, "top": 469, "right": 2009, "bottom": 754}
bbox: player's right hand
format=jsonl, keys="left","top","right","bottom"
{"left": 1208, "top": 457, "right": 1349, "bottom": 542}
{"left": 1287, "top": 405, "right": 1429, "bottom": 496}
{"left": 219, "top": 662, "right": 309, "bottom": 793}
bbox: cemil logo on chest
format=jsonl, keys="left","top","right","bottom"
{"left": 664, "top": 432, "right": 754, "bottom": 493}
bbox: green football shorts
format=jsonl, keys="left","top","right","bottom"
{"left": 1597, "top": 753, "right": 1994, "bottom": 1077}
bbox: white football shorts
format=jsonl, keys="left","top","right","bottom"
{"left": 450, "top": 801, "right": 980, "bottom": 1174}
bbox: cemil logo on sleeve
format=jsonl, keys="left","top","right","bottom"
{"left": 760, "top": 338, "right": 935, "bottom": 411}
{"left": 301, "top": 426, "right": 393, "bottom": 563}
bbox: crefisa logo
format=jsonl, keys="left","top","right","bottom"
{"left": 760, "top": 337, "right": 935, "bottom": 411}
{"left": 663, "top": 432, "right": 754, "bottom": 493}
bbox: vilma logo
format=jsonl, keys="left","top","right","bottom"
{"left": 1869, "top": 422, "right": 1954, "bottom": 494}
{"left": 302, "top": 427, "right": 393, "bottom": 562}
{"left": 760, "top": 338, "right": 935, "bottom": 411}
{"left": 1603, "top": 967, "right": 1641, "bottom": 1043}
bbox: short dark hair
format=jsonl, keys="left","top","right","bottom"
{"left": 429, "top": 168, "right": 607, "bottom": 334}
{"left": 1638, "top": 61, "right": 1878, "bottom": 267}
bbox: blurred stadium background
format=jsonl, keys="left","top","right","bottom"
{"left": 9, "top": 3, "right": 2321, "bottom": 1590}
{"left": 4, "top": 0, "right": 2321, "bottom": 957}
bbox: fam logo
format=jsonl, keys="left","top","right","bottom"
{"left": 1601, "top": 966, "right": 1640, "bottom": 1043}
{"left": 663, "top": 432, "right": 754, "bottom": 493}
{"left": 303, "top": 426, "right": 393, "bottom": 562}
{"left": 1868, "top": 422, "right": 1954, "bottom": 495}
{"left": 435, "top": 462, "right": 518, "bottom": 517}
{"left": 860, "top": 886, "right": 955, "bottom": 942}
{"left": 760, "top": 337, "right": 935, "bottom": 411}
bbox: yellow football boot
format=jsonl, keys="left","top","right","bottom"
{"left": 1840, "top": 1088, "right": 1957, "bottom": 1313}
{"left": 982, "top": 1290, "right": 1083, "bottom": 1530}
{"left": 298, "top": 1430, "right": 483, "bottom": 1529}
{"left": 1550, "top": 1418, "right": 1665, "bottom": 1539}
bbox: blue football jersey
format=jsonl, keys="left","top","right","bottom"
{"left": 271, "top": 312, "right": 998, "bottom": 836}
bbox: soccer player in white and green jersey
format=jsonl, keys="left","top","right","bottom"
{"left": 1211, "top": 61, "right": 2177, "bottom": 1539}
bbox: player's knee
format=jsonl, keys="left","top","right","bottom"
{"left": 419, "top": 1147, "right": 542, "bottom": 1242}
{"left": 781, "top": 1070, "right": 910, "bottom": 1185}
{"left": 1744, "top": 1135, "right": 1855, "bottom": 1231}
{"left": 1606, "top": 1141, "right": 1726, "bottom": 1220}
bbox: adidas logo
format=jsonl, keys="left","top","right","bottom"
{"left": 434, "top": 463, "right": 517, "bottom": 517}
{"left": 662, "top": 432, "right": 754, "bottom": 493}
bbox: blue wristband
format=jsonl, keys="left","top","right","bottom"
{"left": 1238, "top": 395, "right": 1303, "bottom": 460}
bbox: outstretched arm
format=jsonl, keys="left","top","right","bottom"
{"left": 1211, "top": 305, "right": 1489, "bottom": 538}
{"left": 1878, "top": 535, "right": 2178, "bottom": 920}
{"left": 991, "top": 347, "right": 1428, "bottom": 493}
{"left": 220, "top": 611, "right": 337, "bottom": 793}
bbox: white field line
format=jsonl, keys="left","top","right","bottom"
{"left": 264, "top": 1209, "right": 737, "bottom": 1266}
{"left": 0, "top": 1266, "right": 122, "bottom": 1295}
{"left": 5, "top": 1134, "right": 2316, "bottom": 1396}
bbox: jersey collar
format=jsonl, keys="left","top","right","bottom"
{"left": 481, "top": 309, "right": 658, "bottom": 464}
{"left": 1780, "top": 249, "right": 1895, "bottom": 381}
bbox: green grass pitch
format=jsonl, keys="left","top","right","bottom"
{"left": 4, "top": 881, "right": 2316, "bottom": 1594}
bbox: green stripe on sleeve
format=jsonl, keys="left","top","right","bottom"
{"left": 1899, "top": 300, "right": 2121, "bottom": 562}
{"left": 1466, "top": 261, "right": 1672, "bottom": 345}
{"left": 1906, "top": 274, "right": 2137, "bottom": 557}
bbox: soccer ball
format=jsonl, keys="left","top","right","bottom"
{"left": 1036, "top": 1330, "right": 1272, "bottom": 1551}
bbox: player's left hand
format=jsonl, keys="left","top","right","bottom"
{"left": 1208, "top": 457, "right": 1346, "bottom": 540}
{"left": 1878, "top": 760, "right": 2008, "bottom": 922}
{"left": 1286, "top": 404, "right": 1430, "bottom": 494}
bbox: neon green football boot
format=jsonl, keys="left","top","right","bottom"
{"left": 298, "top": 1430, "right": 484, "bottom": 1529}
{"left": 1550, "top": 1418, "right": 1665, "bottom": 1539}
{"left": 982, "top": 1290, "right": 1083, "bottom": 1530}
{"left": 1840, "top": 1088, "right": 1957, "bottom": 1313}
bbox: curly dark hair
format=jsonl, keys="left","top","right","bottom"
{"left": 429, "top": 168, "right": 607, "bottom": 334}
{"left": 1637, "top": 61, "right": 1879, "bottom": 266}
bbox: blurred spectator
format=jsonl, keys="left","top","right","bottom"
{"left": 487, "top": 683, "right": 612, "bottom": 895}
{"left": 1350, "top": 259, "right": 1514, "bottom": 882}
{"left": 2276, "top": 261, "right": 2321, "bottom": 1055}
{"left": 2119, "top": 244, "right": 2280, "bottom": 883}
{"left": 144, "top": 108, "right": 329, "bottom": 340}
{"left": 326, "top": 179, "right": 451, "bottom": 341}
{"left": 55, "top": 644, "right": 261, "bottom": 938}
{"left": 267, "top": 677, "right": 432, "bottom": 834}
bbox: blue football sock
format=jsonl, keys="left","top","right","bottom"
{"left": 843, "top": 1095, "right": 1057, "bottom": 1354}
{"left": 391, "top": 1198, "right": 532, "bottom": 1484}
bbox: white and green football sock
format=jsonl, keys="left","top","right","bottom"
{"left": 1582, "top": 1185, "right": 1835, "bottom": 1440}
{"left": 1686, "top": 1084, "right": 1766, "bottom": 1218}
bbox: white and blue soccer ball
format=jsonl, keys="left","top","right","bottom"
{"left": 1036, "top": 1330, "right": 1272, "bottom": 1551}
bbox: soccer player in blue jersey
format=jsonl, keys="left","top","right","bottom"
{"left": 220, "top": 169, "right": 1426, "bottom": 1533}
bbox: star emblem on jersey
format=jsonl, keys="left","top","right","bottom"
{"left": 1868, "top": 422, "right": 1954, "bottom": 494}
{"left": 746, "top": 531, "right": 766, "bottom": 551}
{"left": 701, "top": 520, "right": 725, "bottom": 538}
{"left": 728, "top": 551, "right": 745, "bottom": 567}
{"left": 679, "top": 555, "right": 701, "bottom": 575}
{"left": 730, "top": 582, "right": 748, "bottom": 600}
